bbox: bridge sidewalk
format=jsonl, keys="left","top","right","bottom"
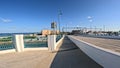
{"left": 50, "top": 37, "right": 103, "bottom": 68}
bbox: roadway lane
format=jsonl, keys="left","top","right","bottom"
{"left": 72, "top": 35, "right": 120, "bottom": 53}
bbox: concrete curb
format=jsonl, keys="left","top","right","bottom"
{"left": 0, "top": 49, "right": 16, "bottom": 54}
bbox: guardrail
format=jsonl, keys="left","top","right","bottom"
{"left": 24, "top": 35, "right": 48, "bottom": 48}
{"left": 0, "top": 34, "right": 64, "bottom": 54}
{"left": 68, "top": 35, "right": 120, "bottom": 68}
{"left": 56, "top": 35, "right": 64, "bottom": 49}
{"left": 0, "top": 36, "right": 16, "bottom": 54}
{"left": 0, "top": 36, "right": 15, "bottom": 51}
{"left": 0, "top": 35, "right": 48, "bottom": 54}
{"left": 0, "top": 43, "right": 14, "bottom": 50}
{"left": 56, "top": 35, "right": 63, "bottom": 42}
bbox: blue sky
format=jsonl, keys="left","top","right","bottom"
{"left": 0, "top": 0, "right": 120, "bottom": 33}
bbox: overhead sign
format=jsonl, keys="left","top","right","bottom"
{"left": 51, "top": 22, "right": 57, "bottom": 29}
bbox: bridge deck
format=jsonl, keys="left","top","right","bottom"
{"left": 0, "top": 36, "right": 103, "bottom": 68}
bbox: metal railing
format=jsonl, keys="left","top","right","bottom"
{"left": 24, "top": 35, "right": 48, "bottom": 48}
{"left": 56, "top": 34, "right": 63, "bottom": 42}
{"left": 0, "top": 36, "right": 14, "bottom": 51}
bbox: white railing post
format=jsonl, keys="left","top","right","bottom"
{"left": 13, "top": 34, "right": 24, "bottom": 52}
{"left": 48, "top": 35, "right": 56, "bottom": 52}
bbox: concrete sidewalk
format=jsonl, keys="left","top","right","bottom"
{"left": 50, "top": 37, "right": 103, "bottom": 68}
{"left": 0, "top": 50, "right": 56, "bottom": 68}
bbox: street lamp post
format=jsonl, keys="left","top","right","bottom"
{"left": 58, "top": 9, "right": 62, "bottom": 34}
{"left": 58, "top": 14, "right": 60, "bottom": 33}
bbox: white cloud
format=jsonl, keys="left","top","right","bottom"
{"left": 0, "top": 17, "right": 12, "bottom": 23}
{"left": 89, "top": 20, "right": 93, "bottom": 22}
{"left": 87, "top": 16, "right": 93, "bottom": 19}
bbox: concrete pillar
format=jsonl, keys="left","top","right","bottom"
{"left": 48, "top": 35, "right": 56, "bottom": 52}
{"left": 13, "top": 35, "right": 24, "bottom": 52}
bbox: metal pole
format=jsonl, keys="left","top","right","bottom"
{"left": 66, "top": 24, "right": 67, "bottom": 32}
{"left": 58, "top": 14, "right": 60, "bottom": 33}
{"left": 103, "top": 25, "right": 105, "bottom": 31}
{"left": 58, "top": 9, "right": 62, "bottom": 34}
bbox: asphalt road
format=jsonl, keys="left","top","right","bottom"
{"left": 73, "top": 35, "right": 120, "bottom": 53}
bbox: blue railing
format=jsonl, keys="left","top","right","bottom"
{"left": 24, "top": 42, "right": 47, "bottom": 48}
{"left": 0, "top": 36, "right": 15, "bottom": 51}
{"left": 24, "top": 35, "right": 48, "bottom": 48}
{"left": 56, "top": 35, "right": 63, "bottom": 42}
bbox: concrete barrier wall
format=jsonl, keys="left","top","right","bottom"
{"left": 13, "top": 35, "right": 24, "bottom": 52}
{"left": 48, "top": 35, "right": 56, "bottom": 52}
{"left": 68, "top": 36, "right": 120, "bottom": 68}
{"left": 48, "top": 35, "right": 65, "bottom": 52}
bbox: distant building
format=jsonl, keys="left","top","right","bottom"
{"left": 29, "top": 33, "right": 37, "bottom": 36}
{"left": 42, "top": 30, "right": 51, "bottom": 36}
{"left": 51, "top": 30, "right": 60, "bottom": 35}
{"left": 72, "top": 30, "right": 81, "bottom": 35}
{"left": 42, "top": 30, "right": 59, "bottom": 36}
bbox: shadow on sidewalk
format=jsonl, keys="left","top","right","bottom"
{"left": 50, "top": 37, "right": 103, "bottom": 68}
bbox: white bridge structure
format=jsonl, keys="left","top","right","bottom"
{"left": 1, "top": 34, "right": 120, "bottom": 68}
{"left": 0, "top": 35, "right": 64, "bottom": 54}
